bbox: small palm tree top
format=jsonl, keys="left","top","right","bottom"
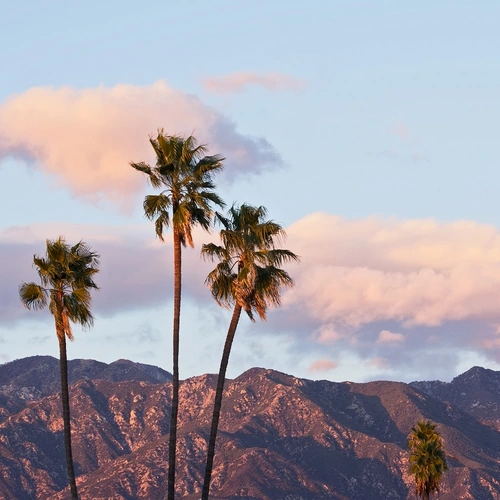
{"left": 202, "top": 203, "right": 299, "bottom": 321}
{"left": 130, "top": 131, "right": 225, "bottom": 246}
{"left": 19, "top": 237, "right": 100, "bottom": 340}
{"left": 408, "top": 420, "right": 448, "bottom": 499}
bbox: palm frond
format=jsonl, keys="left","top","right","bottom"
{"left": 64, "top": 291, "right": 94, "bottom": 330}
{"left": 194, "top": 154, "right": 225, "bottom": 176}
{"left": 130, "top": 160, "right": 163, "bottom": 190}
{"left": 19, "top": 282, "right": 48, "bottom": 310}
{"left": 143, "top": 193, "right": 171, "bottom": 218}
{"left": 201, "top": 243, "right": 228, "bottom": 262}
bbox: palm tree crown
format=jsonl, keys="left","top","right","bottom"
{"left": 408, "top": 420, "right": 448, "bottom": 500}
{"left": 202, "top": 203, "right": 299, "bottom": 321}
{"left": 19, "top": 237, "right": 99, "bottom": 338}
{"left": 130, "top": 131, "right": 225, "bottom": 245}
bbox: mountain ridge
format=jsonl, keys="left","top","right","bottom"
{"left": 1, "top": 357, "right": 500, "bottom": 499}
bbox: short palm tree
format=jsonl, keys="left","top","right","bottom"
{"left": 200, "top": 203, "right": 299, "bottom": 499}
{"left": 408, "top": 420, "right": 448, "bottom": 499}
{"left": 130, "top": 131, "right": 224, "bottom": 499}
{"left": 19, "top": 237, "right": 99, "bottom": 500}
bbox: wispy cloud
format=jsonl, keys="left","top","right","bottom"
{"left": 390, "top": 121, "right": 412, "bottom": 143}
{"left": 377, "top": 330, "right": 404, "bottom": 344}
{"left": 202, "top": 72, "right": 306, "bottom": 94}
{"left": 0, "top": 81, "right": 282, "bottom": 210}
{"left": 309, "top": 359, "right": 338, "bottom": 372}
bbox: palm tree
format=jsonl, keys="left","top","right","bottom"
{"left": 130, "top": 131, "right": 224, "bottom": 499}
{"left": 19, "top": 237, "right": 99, "bottom": 500}
{"left": 200, "top": 203, "right": 299, "bottom": 499}
{"left": 408, "top": 420, "right": 448, "bottom": 499}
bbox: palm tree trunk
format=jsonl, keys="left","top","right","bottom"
{"left": 167, "top": 227, "right": 182, "bottom": 500}
{"left": 58, "top": 331, "right": 78, "bottom": 500}
{"left": 201, "top": 304, "right": 242, "bottom": 500}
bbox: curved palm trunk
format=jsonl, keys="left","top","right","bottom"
{"left": 167, "top": 227, "right": 182, "bottom": 500}
{"left": 201, "top": 304, "right": 242, "bottom": 500}
{"left": 57, "top": 330, "right": 78, "bottom": 500}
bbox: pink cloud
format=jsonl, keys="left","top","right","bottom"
{"left": 314, "top": 324, "right": 344, "bottom": 344}
{"left": 0, "top": 81, "right": 281, "bottom": 210}
{"left": 202, "top": 72, "right": 306, "bottom": 93}
{"left": 0, "top": 222, "right": 215, "bottom": 324}
{"left": 390, "top": 121, "right": 411, "bottom": 142}
{"left": 309, "top": 359, "right": 338, "bottom": 372}
{"left": 377, "top": 330, "right": 404, "bottom": 344}
{"left": 283, "top": 213, "right": 500, "bottom": 338}
{"left": 364, "top": 357, "right": 389, "bottom": 370}
{"left": 8, "top": 214, "right": 500, "bottom": 377}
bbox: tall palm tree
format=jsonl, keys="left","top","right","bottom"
{"left": 200, "top": 203, "right": 299, "bottom": 499}
{"left": 130, "top": 131, "right": 224, "bottom": 499}
{"left": 408, "top": 420, "right": 448, "bottom": 500}
{"left": 19, "top": 237, "right": 99, "bottom": 500}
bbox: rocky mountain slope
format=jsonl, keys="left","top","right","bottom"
{"left": 1, "top": 356, "right": 499, "bottom": 499}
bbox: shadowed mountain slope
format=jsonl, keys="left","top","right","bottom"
{"left": 0, "top": 358, "right": 499, "bottom": 499}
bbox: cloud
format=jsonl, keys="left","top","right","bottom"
{"left": 278, "top": 213, "right": 500, "bottom": 368}
{"left": 202, "top": 72, "right": 306, "bottom": 93}
{"left": 0, "top": 222, "right": 215, "bottom": 326}
{"left": 28, "top": 336, "right": 51, "bottom": 345}
{"left": 286, "top": 213, "right": 500, "bottom": 325}
{"left": 313, "top": 324, "right": 344, "bottom": 344}
{"left": 364, "top": 357, "right": 389, "bottom": 370}
{"left": 377, "top": 330, "right": 404, "bottom": 344}
{"left": 104, "top": 323, "right": 160, "bottom": 345}
{"left": 7, "top": 213, "right": 500, "bottom": 380}
{"left": 0, "top": 81, "right": 282, "bottom": 209}
{"left": 390, "top": 121, "right": 411, "bottom": 143}
{"left": 309, "top": 359, "right": 338, "bottom": 372}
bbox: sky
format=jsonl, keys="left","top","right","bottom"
{"left": 1, "top": 1, "right": 500, "bottom": 383}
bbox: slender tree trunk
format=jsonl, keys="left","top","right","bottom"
{"left": 201, "top": 304, "right": 242, "bottom": 500}
{"left": 58, "top": 330, "right": 78, "bottom": 500}
{"left": 167, "top": 227, "right": 182, "bottom": 500}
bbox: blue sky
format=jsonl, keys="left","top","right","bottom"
{"left": 1, "top": 2, "right": 500, "bottom": 383}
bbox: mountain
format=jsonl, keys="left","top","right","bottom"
{"left": 0, "top": 357, "right": 500, "bottom": 499}
{"left": 411, "top": 366, "right": 500, "bottom": 430}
